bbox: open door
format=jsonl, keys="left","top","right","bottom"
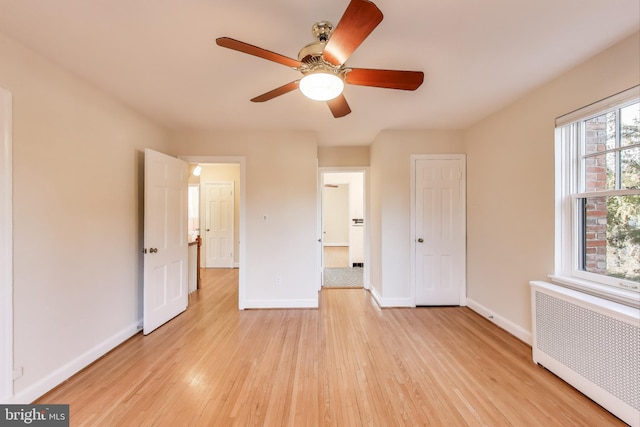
{"left": 143, "top": 149, "right": 188, "bottom": 335}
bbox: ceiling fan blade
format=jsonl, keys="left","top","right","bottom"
{"left": 322, "top": 0, "right": 383, "bottom": 66}
{"left": 345, "top": 68, "right": 424, "bottom": 90}
{"left": 251, "top": 81, "right": 300, "bottom": 103}
{"left": 327, "top": 94, "right": 352, "bottom": 118}
{"left": 216, "top": 37, "right": 302, "bottom": 68}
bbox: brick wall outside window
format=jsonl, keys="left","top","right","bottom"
{"left": 583, "top": 116, "right": 608, "bottom": 275}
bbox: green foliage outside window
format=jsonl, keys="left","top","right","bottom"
{"left": 604, "top": 110, "right": 639, "bottom": 282}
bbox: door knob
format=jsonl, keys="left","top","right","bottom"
{"left": 417, "top": 238, "right": 424, "bottom": 243}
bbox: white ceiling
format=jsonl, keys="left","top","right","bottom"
{"left": 0, "top": 0, "right": 638, "bottom": 146}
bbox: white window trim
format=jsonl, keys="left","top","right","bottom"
{"left": 553, "top": 85, "right": 640, "bottom": 309}
{"left": 555, "top": 86, "right": 640, "bottom": 127}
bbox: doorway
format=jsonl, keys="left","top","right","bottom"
{"left": 180, "top": 156, "right": 246, "bottom": 308}
{"left": 319, "top": 169, "right": 368, "bottom": 289}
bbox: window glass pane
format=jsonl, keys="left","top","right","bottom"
{"left": 620, "top": 102, "right": 639, "bottom": 147}
{"left": 583, "top": 152, "right": 616, "bottom": 191}
{"left": 621, "top": 146, "right": 639, "bottom": 190}
{"left": 581, "top": 195, "right": 640, "bottom": 283}
{"left": 584, "top": 111, "right": 616, "bottom": 154}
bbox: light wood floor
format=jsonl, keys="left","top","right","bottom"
{"left": 37, "top": 269, "right": 625, "bottom": 426}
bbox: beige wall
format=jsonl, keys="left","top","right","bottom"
{"left": 369, "top": 130, "right": 465, "bottom": 304}
{"left": 318, "top": 146, "right": 369, "bottom": 167}
{"left": 168, "top": 130, "right": 319, "bottom": 307}
{"left": 322, "top": 184, "right": 350, "bottom": 245}
{"left": 464, "top": 31, "right": 640, "bottom": 337}
{"left": 0, "top": 33, "right": 170, "bottom": 400}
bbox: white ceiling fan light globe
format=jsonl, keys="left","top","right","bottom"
{"left": 299, "top": 72, "right": 344, "bottom": 101}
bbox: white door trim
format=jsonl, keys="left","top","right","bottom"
{"left": 179, "top": 156, "right": 246, "bottom": 309}
{"left": 410, "top": 154, "right": 467, "bottom": 307}
{"left": 318, "top": 167, "right": 370, "bottom": 291}
{"left": 0, "top": 86, "right": 13, "bottom": 402}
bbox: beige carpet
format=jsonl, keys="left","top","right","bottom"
{"left": 323, "top": 267, "right": 363, "bottom": 288}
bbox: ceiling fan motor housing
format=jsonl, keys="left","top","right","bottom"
{"left": 298, "top": 41, "right": 326, "bottom": 63}
{"left": 298, "top": 21, "right": 334, "bottom": 64}
{"left": 297, "top": 20, "right": 349, "bottom": 83}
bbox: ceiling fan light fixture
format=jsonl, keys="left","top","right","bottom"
{"left": 299, "top": 72, "right": 344, "bottom": 101}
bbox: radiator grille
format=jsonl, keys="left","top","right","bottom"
{"left": 535, "top": 291, "right": 640, "bottom": 411}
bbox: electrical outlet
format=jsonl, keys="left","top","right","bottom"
{"left": 275, "top": 275, "right": 282, "bottom": 286}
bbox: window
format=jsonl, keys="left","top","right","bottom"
{"left": 555, "top": 86, "right": 640, "bottom": 306}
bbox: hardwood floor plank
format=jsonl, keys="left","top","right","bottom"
{"left": 36, "top": 269, "right": 626, "bottom": 426}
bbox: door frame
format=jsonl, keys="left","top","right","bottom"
{"left": 1, "top": 86, "right": 13, "bottom": 402}
{"left": 180, "top": 156, "right": 246, "bottom": 309}
{"left": 410, "top": 154, "right": 467, "bottom": 307}
{"left": 318, "top": 167, "right": 370, "bottom": 291}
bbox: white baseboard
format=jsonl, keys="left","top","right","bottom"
{"left": 369, "top": 286, "right": 382, "bottom": 307}
{"left": 242, "top": 299, "right": 319, "bottom": 309}
{"left": 368, "top": 287, "right": 413, "bottom": 308}
{"left": 12, "top": 322, "right": 141, "bottom": 404}
{"left": 466, "top": 298, "right": 532, "bottom": 345}
{"left": 379, "top": 297, "right": 413, "bottom": 307}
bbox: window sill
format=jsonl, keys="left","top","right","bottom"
{"left": 549, "top": 275, "right": 640, "bottom": 309}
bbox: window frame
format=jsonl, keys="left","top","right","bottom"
{"left": 553, "top": 86, "right": 640, "bottom": 308}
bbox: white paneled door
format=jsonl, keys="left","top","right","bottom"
{"left": 143, "top": 149, "right": 188, "bottom": 335}
{"left": 204, "top": 182, "right": 234, "bottom": 268}
{"left": 414, "top": 156, "right": 466, "bottom": 306}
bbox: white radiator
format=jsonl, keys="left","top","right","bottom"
{"left": 530, "top": 281, "right": 639, "bottom": 427}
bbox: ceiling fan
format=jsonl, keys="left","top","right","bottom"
{"left": 215, "top": 0, "right": 424, "bottom": 118}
